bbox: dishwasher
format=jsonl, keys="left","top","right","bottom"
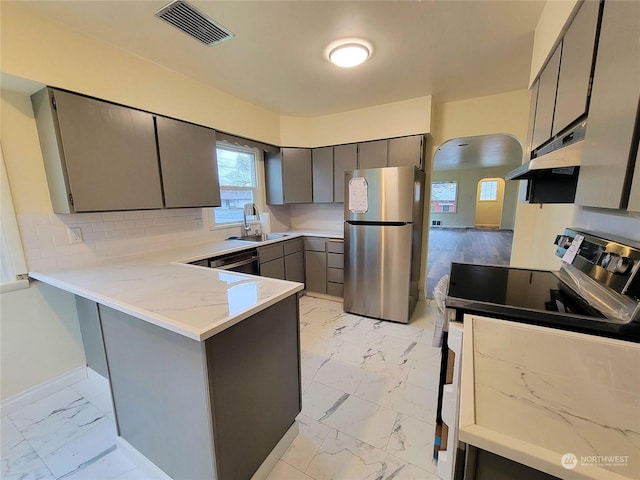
{"left": 191, "top": 249, "right": 260, "bottom": 275}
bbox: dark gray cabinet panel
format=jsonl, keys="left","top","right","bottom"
{"left": 284, "top": 250, "right": 305, "bottom": 283}
{"left": 206, "top": 296, "right": 300, "bottom": 480}
{"left": 333, "top": 144, "right": 358, "bottom": 203}
{"left": 305, "top": 251, "right": 327, "bottom": 294}
{"left": 304, "top": 237, "right": 327, "bottom": 252}
{"left": 75, "top": 297, "right": 109, "bottom": 379}
{"left": 326, "top": 239, "right": 344, "bottom": 254}
{"left": 628, "top": 144, "right": 640, "bottom": 213}
{"left": 552, "top": 0, "right": 600, "bottom": 136}
{"left": 283, "top": 238, "right": 303, "bottom": 256}
{"left": 327, "top": 252, "right": 344, "bottom": 269}
{"left": 358, "top": 140, "right": 388, "bottom": 169}
{"left": 388, "top": 135, "right": 424, "bottom": 168}
{"left": 531, "top": 46, "right": 561, "bottom": 150}
{"left": 326, "top": 282, "right": 344, "bottom": 297}
{"left": 575, "top": 0, "right": 640, "bottom": 209}
{"left": 283, "top": 148, "right": 312, "bottom": 204}
{"left": 265, "top": 148, "right": 312, "bottom": 204}
{"left": 258, "top": 243, "right": 284, "bottom": 263}
{"left": 34, "top": 88, "right": 164, "bottom": 212}
{"left": 260, "top": 257, "right": 285, "bottom": 280}
{"left": 312, "top": 147, "right": 334, "bottom": 203}
{"left": 156, "top": 117, "right": 221, "bottom": 208}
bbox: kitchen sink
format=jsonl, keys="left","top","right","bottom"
{"left": 231, "top": 233, "right": 288, "bottom": 243}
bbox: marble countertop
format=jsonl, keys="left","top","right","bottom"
{"left": 28, "top": 231, "right": 347, "bottom": 341}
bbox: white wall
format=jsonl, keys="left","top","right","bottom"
{"left": 0, "top": 282, "right": 85, "bottom": 399}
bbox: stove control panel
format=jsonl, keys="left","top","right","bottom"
{"left": 555, "top": 228, "right": 640, "bottom": 300}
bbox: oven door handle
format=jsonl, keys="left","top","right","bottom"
{"left": 213, "top": 256, "right": 259, "bottom": 271}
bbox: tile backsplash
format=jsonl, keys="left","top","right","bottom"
{"left": 19, "top": 209, "right": 244, "bottom": 271}
{"left": 290, "top": 204, "right": 344, "bottom": 231}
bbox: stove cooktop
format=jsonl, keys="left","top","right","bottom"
{"left": 446, "top": 263, "right": 640, "bottom": 342}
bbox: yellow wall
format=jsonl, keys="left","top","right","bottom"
{"left": 529, "top": 0, "right": 580, "bottom": 86}
{"left": 0, "top": 2, "right": 281, "bottom": 148}
{"left": 475, "top": 178, "right": 506, "bottom": 228}
{"left": 280, "top": 96, "right": 432, "bottom": 147}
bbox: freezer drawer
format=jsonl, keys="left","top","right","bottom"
{"left": 344, "top": 223, "right": 413, "bottom": 323}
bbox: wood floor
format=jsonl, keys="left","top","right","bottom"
{"left": 426, "top": 228, "right": 513, "bottom": 298}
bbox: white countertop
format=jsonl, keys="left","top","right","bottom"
{"left": 28, "top": 232, "right": 345, "bottom": 341}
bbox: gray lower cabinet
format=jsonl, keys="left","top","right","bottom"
{"left": 31, "top": 88, "right": 164, "bottom": 213}
{"left": 155, "top": 116, "right": 221, "bottom": 208}
{"left": 388, "top": 135, "right": 424, "bottom": 168}
{"left": 312, "top": 147, "right": 334, "bottom": 203}
{"left": 358, "top": 140, "right": 388, "bottom": 169}
{"left": 265, "top": 148, "right": 313, "bottom": 204}
{"left": 326, "top": 239, "right": 344, "bottom": 297}
{"left": 285, "top": 250, "right": 305, "bottom": 283}
{"left": 305, "top": 251, "right": 327, "bottom": 294}
{"left": 333, "top": 143, "right": 358, "bottom": 203}
{"left": 304, "top": 237, "right": 344, "bottom": 296}
{"left": 75, "top": 296, "right": 109, "bottom": 379}
{"left": 258, "top": 243, "right": 285, "bottom": 279}
{"left": 575, "top": 0, "right": 640, "bottom": 209}
{"left": 99, "top": 296, "right": 300, "bottom": 480}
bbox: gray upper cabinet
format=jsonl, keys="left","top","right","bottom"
{"left": 388, "top": 135, "right": 424, "bottom": 168}
{"left": 552, "top": 0, "right": 600, "bottom": 136}
{"left": 524, "top": 80, "right": 539, "bottom": 161}
{"left": 358, "top": 140, "right": 388, "bottom": 169}
{"left": 156, "top": 117, "right": 221, "bottom": 208}
{"left": 628, "top": 142, "right": 640, "bottom": 213}
{"left": 32, "top": 88, "right": 163, "bottom": 213}
{"left": 531, "top": 45, "right": 561, "bottom": 150}
{"left": 333, "top": 144, "right": 357, "bottom": 203}
{"left": 312, "top": 147, "right": 334, "bottom": 203}
{"left": 575, "top": 0, "right": 640, "bottom": 209}
{"left": 265, "top": 148, "right": 312, "bottom": 204}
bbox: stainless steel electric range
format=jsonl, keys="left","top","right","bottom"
{"left": 433, "top": 228, "right": 640, "bottom": 480}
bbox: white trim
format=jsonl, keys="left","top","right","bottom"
{"left": 0, "top": 366, "right": 87, "bottom": 416}
{"left": 116, "top": 437, "right": 174, "bottom": 480}
{"left": 0, "top": 278, "right": 30, "bottom": 294}
{"left": 250, "top": 422, "right": 299, "bottom": 480}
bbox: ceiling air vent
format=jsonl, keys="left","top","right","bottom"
{"left": 155, "top": 0, "right": 234, "bottom": 46}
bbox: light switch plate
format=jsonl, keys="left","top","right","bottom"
{"left": 68, "top": 227, "right": 83, "bottom": 244}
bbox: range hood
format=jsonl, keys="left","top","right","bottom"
{"left": 506, "top": 121, "right": 587, "bottom": 180}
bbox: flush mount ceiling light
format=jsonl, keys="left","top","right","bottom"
{"left": 326, "top": 39, "right": 372, "bottom": 68}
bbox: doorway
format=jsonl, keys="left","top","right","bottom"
{"left": 474, "top": 177, "right": 505, "bottom": 228}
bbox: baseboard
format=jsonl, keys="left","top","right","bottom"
{"left": 86, "top": 367, "right": 110, "bottom": 391}
{"left": 251, "top": 422, "right": 299, "bottom": 480}
{"left": 303, "top": 292, "right": 343, "bottom": 303}
{"left": 116, "top": 437, "right": 173, "bottom": 480}
{"left": 0, "top": 365, "right": 87, "bottom": 416}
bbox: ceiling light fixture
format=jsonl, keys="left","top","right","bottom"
{"left": 327, "top": 39, "right": 372, "bottom": 68}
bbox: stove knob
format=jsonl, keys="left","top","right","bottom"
{"left": 614, "top": 257, "right": 633, "bottom": 274}
{"left": 601, "top": 253, "right": 614, "bottom": 269}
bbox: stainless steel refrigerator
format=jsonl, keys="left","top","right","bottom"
{"left": 344, "top": 166, "right": 426, "bottom": 323}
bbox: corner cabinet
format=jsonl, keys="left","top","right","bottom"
{"left": 265, "top": 148, "right": 312, "bottom": 205}
{"left": 312, "top": 146, "right": 334, "bottom": 203}
{"left": 333, "top": 144, "right": 358, "bottom": 203}
{"left": 156, "top": 117, "right": 221, "bottom": 208}
{"left": 32, "top": 88, "right": 164, "bottom": 213}
{"left": 357, "top": 135, "right": 424, "bottom": 170}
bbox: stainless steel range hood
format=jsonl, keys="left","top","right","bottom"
{"left": 506, "top": 121, "right": 586, "bottom": 180}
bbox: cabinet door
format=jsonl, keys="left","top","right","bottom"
{"left": 264, "top": 151, "right": 284, "bottom": 205}
{"left": 333, "top": 144, "right": 357, "bottom": 203}
{"left": 628, "top": 143, "right": 640, "bottom": 213}
{"left": 156, "top": 117, "right": 221, "bottom": 208}
{"left": 575, "top": 0, "right": 640, "bottom": 209}
{"left": 53, "top": 89, "right": 163, "bottom": 211}
{"left": 388, "top": 135, "right": 423, "bottom": 168}
{"left": 260, "top": 257, "right": 285, "bottom": 280}
{"left": 524, "top": 80, "right": 539, "bottom": 162}
{"left": 358, "top": 140, "right": 388, "bottom": 169}
{"left": 284, "top": 251, "right": 305, "bottom": 283}
{"left": 305, "top": 251, "right": 327, "bottom": 293}
{"left": 282, "top": 148, "right": 312, "bottom": 204}
{"left": 552, "top": 0, "right": 600, "bottom": 136}
{"left": 312, "top": 147, "right": 334, "bottom": 203}
{"left": 531, "top": 46, "right": 561, "bottom": 150}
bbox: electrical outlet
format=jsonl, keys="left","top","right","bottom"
{"left": 68, "top": 227, "right": 83, "bottom": 244}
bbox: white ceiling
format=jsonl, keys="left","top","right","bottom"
{"left": 19, "top": 0, "right": 545, "bottom": 117}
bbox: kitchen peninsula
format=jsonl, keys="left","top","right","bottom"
{"left": 29, "top": 237, "right": 305, "bottom": 480}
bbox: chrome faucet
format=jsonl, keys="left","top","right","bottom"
{"left": 242, "top": 203, "right": 259, "bottom": 237}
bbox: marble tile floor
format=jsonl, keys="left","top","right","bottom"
{"left": 2, "top": 295, "right": 442, "bottom": 480}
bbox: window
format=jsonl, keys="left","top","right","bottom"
{"left": 479, "top": 180, "right": 499, "bottom": 201}
{"left": 212, "top": 144, "right": 259, "bottom": 226}
{"left": 431, "top": 181, "right": 457, "bottom": 213}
